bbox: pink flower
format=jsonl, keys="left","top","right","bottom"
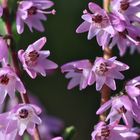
{"left": 92, "top": 57, "right": 129, "bottom": 91}
{"left": 96, "top": 95, "right": 133, "bottom": 127}
{"left": 18, "top": 37, "right": 58, "bottom": 79}
{"left": 125, "top": 76, "right": 140, "bottom": 104}
{"left": 110, "top": 0, "right": 140, "bottom": 21}
{"left": 76, "top": 2, "right": 115, "bottom": 49}
{"left": 61, "top": 59, "right": 94, "bottom": 90}
{"left": 91, "top": 121, "right": 138, "bottom": 140}
{"left": 16, "top": 0, "right": 55, "bottom": 34}
{"left": 0, "top": 66, "right": 26, "bottom": 104}
{"left": 0, "top": 104, "right": 42, "bottom": 136}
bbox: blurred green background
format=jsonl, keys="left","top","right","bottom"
{"left": 11, "top": 0, "right": 140, "bottom": 140}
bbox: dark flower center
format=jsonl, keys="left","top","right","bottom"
{"left": 120, "top": 0, "right": 130, "bottom": 11}
{"left": 119, "top": 30, "right": 128, "bottom": 39}
{"left": 19, "top": 109, "right": 29, "bottom": 119}
{"left": 28, "top": 6, "right": 37, "bottom": 15}
{"left": 28, "top": 50, "right": 39, "bottom": 62}
{"left": 25, "top": 50, "right": 39, "bottom": 66}
{"left": 92, "top": 15, "right": 103, "bottom": 23}
{"left": 101, "top": 126, "right": 110, "bottom": 138}
{"left": 117, "top": 106, "right": 127, "bottom": 114}
{"left": 136, "top": 36, "right": 140, "bottom": 41}
{"left": 0, "top": 75, "right": 9, "bottom": 85}
{"left": 95, "top": 63, "right": 108, "bottom": 75}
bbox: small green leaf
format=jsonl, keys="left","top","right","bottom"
{"left": 0, "top": 18, "right": 6, "bottom": 36}
{"left": 63, "top": 126, "right": 76, "bottom": 140}
{"left": 23, "top": 134, "right": 30, "bottom": 140}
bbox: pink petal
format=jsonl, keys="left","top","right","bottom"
{"left": 32, "top": 37, "right": 47, "bottom": 51}
{"left": 76, "top": 21, "right": 90, "bottom": 33}
{"left": 96, "top": 99, "right": 112, "bottom": 114}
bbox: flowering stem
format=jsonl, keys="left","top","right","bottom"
{"left": 99, "top": 0, "right": 112, "bottom": 121}
{"left": 2, "top": 1, "right": 41, "bottom": 140}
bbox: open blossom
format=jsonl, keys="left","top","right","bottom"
{"left": 61, "top": 57, "right": 129, "bottom": 91}
{"left": 0, "top": 104, "right": 42, "bottom": 136}
{"left": 76, "top": 2, "right": 115, "bottom": 49}
{"left": 92, "top": 57, "right": 129, "bottom": 91}
{"left": 91, "top": 121, "right": 138, "bottom": 140}
{"left": 125, "top": 76, "right": 140, "bottom": 104}
{"left": 61, "top": 59, "right": 94, "bottom": 90}
{"left": 0, "top": 66, "right": 26, "bottom": 104}
{"left": 110, "top": 0, "right": 140, "bottom": 21}
{"left": 96, "top": 95, "right": 133, "bottom": 127}
{"left": 16, "top": 0, "right": 55, "bottom": 34}
{"left": 18, "top": 37, "right": 58, "bottom": 79}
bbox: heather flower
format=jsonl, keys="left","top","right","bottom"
{"left": 76, "top": 2, "right": 115, "bottom": 49}
{"left": 91, "top": 121, "right": 138, "bottom": 140}
{"left": 16, "top": 0, "right": 55, "bottom": 34}
{"left": 0, "top": 37, "right": 8, "bottom": 63}
{"left": 92, "top": 57, "right": 129, "bottom": 91}
{"left": 0, "top": 104, "right": 42, "bottom": 136}
{"left": 61, "top": 59, "right": 95, "bottom": 90}
{"left": 29, "top": 94, "right": 64, "bottom": 139}
{"left": 18, "top": 37, "right": 58, "bottom": 79}
{"left": 125, "top": 76, "right": 140, "bottom": 104}
{"left": 0, "top": 66, "right": 26, "bottom": 104}
{"left": 110, "top": 0, "right": 140, "bottom": 20}
{"left": 96, "top": 95, "right": 133, "bottom": 127}
{"left": 109, "top": 25, "right": 140, "bottom": 56}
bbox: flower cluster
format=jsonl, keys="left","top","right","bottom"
{"left": 16, "top": 0, "right": 55, "bottom": 34}
{"left": 91, "top": 76, "right": 140, "bottom": 140}
{"left": 0, "top": 0, "right": 61, "bottom": 138}
{"left": 61, "top": 57, "right": 129, "bottom": 91}
{"left": 76, "top": 1, "right": 140, "bottom": 56}
{"left": 61, "top": 0, "right": 140, "bottom": 139}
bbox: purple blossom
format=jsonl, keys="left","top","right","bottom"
{"left": 96, "top": 95, "right": 133, "bottom": 127}
{"left": 91, "top": 121, "right": 138, "bottom": 140}
{"left": 76, "top": 2, "right": 115, "bottom": 49}
{"left": 0, "top": 66, "right": 26, "bottom": 104}
{"left": 61, "top": 59, "right": 94, "bottom": 90}
{"left": 0, "top": 104, "right": 42, "bottom": 136}
{"left": 125, "top": 76, "right": 140, "bottom": 104}
{"left": 92, "top": 57, "right": 129, "bottom": 91}
{"left": 18, "top": 37, "right": 58, "bottom": 79}
{"left": 16, "top": 0, "right": 55, "bottom": 34}
{"left": 110, "top": 0, "right": 140, "bottom": 21}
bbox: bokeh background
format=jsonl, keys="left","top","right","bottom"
{"left": 15, "top": 0, "right": 140, "bottom": 140}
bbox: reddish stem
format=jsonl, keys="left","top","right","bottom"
{"left": 2, "top": 1, "right": 40, "bottom": 140}
{"left": 99, "top": 0, "right": 112, "bottom": 121}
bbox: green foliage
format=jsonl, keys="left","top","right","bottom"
{"left": 0, "top": 18, "right": 6, "bottom": 35}
{"left": 63, "top": 126, "right": 76, "bottom": 140}
{"left": 23, "top": 134, "right": 30, "bottom": 140}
